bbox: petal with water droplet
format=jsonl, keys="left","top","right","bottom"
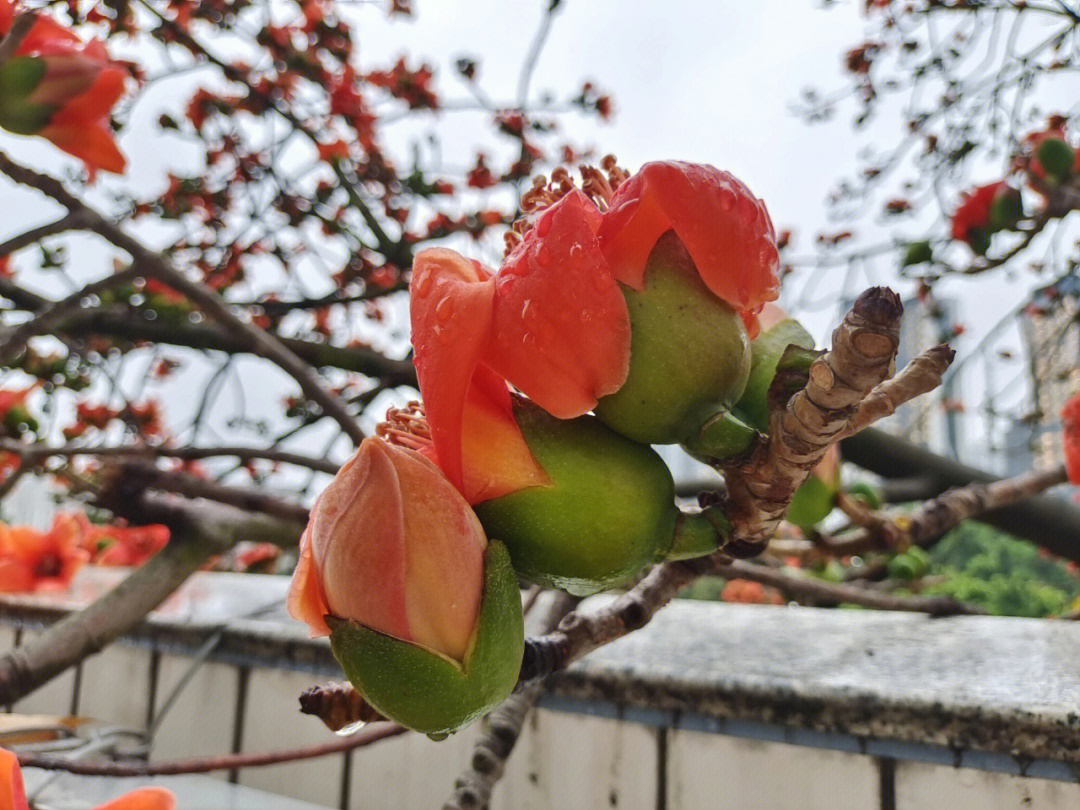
{"left": 488, "top": 191, "right": 630, "bottom": 419}
{"left": 597, "top": 161, "right": 780, "bottom": 313}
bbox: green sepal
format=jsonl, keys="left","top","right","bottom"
{"left": 786, "top": 473, "right": 836, "bottom": 531}
{"left": 663, "top": 507, "right": 730, "bottom": 561}
{"left": 476, "top": 400, "right": 678, "bottom": 595}
{"left": 901, "top": 240, "right": 933, "bottom": 268}
{"left": 845, "top": 481, "right": 882, "bottom": 511}
{"left": 327, "top": 540, "right": 524, "bottom": 738}
{"left": 593, "top": 232, "right": 751, "bottom": 446}
{"left": 681, "top": 407, "right": 758, "bottom": 465}
{"left": 738, "top": 319, "right": 816, "bottom": 432}
{"left": 989, "top": 186, "right": 1023, "bottom": 229}
{"left": 0, "top": 58, "right": 54, "bottom": 135}
{"left": 1036, "top": 138, "right": 1075, "bottom": 184}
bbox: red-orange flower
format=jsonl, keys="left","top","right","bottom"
{"left": 0, "top": 519, "right": 88, "bottom": 593}
{"left": 0, "top": 0, "right": 127, "bottom": 175}
{"left": 950, "top": 181, "right": 1006, "bottom": 245}
{"left": 1, "top": 748, "right": 174, "bottom": 810}
{"left": 1062, "top": 392, "right": 1080, "bottom": 484}
{"left": 288, "top": 438, "right": 488, "bottom": 662}
{"left": 411, "top": 161, "right": 779, "bottom": 495}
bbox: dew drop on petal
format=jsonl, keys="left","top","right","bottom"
{"left": 436, "top": 297, "right": 453, "bottom": 324}
{"left": 536, "top": 212, "right": 552, "bottom": 237}
{"left": 414, "top": 272, "right": 433, "bottom": 297}
{"left": 535, "top": 245, "right": 552, "bottom": 268}
{"left": 737, "top": 196, "right": 758, "bottom": 227}
{"left": 718, "top": 190, "right": 735, "bottom": 211}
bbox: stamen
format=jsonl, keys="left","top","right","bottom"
{"left": 503, "top": 154, "right": 629, "bottom": 257}
{"left": 376, "top": 401, "right": 433, "bottom": 450}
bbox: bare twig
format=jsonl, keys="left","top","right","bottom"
{"left": 0, "top": 212, "right": 90, "bottom": 258}
{"left": 722, "top": 287, "right": 904, "bottom": 557}
{"left": 443, "top": 592, "right": 578, "bottom": 810}
{"left": 823, "top": 464, "right": 1069, "bottom": 556}
{"left": 0, "top": 150, "right": 367, "bottom": 446}
{"left": 716, "top": 560, "right": 984, "bottom": 615}
{"left": 16, "top": 723, "right": 406, "bottom": 776}
{"left": 837, "top": 344, "right": 955, "bottom": 440}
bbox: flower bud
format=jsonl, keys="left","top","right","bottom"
{"left": 288, "top": 438, "right": 524, "bottom": 736}
{"left": 1035, "top": 137, "right": 1075, "bottom": 184}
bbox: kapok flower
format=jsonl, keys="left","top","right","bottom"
{"left": 288, "top": 437, "right": 524, "bottom": 736}
{"left": 1, "top": 748, "right": 175, "bottom": 810}
{"left": 289, "top": 437, "right": 487, "bottom": 661}
{"left": 0, "top": 520, "right": 88, "bottom": 593}
{"left": 411, "top": 159, "right": 779, "bottom": 477}
{"left": 0, "top": 0, "right": 127, "bottom": 175}
{"left": 1062, "top": 392, "right": 1080, "bottom": 485}
{"left": 950, "top": 181, "right": 1021, "bottom": 253}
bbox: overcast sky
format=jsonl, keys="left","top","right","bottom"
{"left": 0, "top": 0, "right": 1076, "bottom": 498}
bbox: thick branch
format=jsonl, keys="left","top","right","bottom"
{"left": 55, "top": 310, "right": 416, "bottom": 384}
{"left": 722, "top": 287, "right": 903, "bottom": 556}
{"left": 0, "top": 151, "right": 367, "bottom": 446}
{"left": 0, "top": 493, "right": 301, "bottom": 706}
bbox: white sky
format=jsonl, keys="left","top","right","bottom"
{"left": 1, "top": 0, "right": 1077, "bottom": 491}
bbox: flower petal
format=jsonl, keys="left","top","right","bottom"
{"left": 391, "top": 445, "right": 487, "bottom": 662}
{"left": 39, "top": 120, "right": 126, "bottom": 176}
{"left": 286, "top": 522, "right": 332, "bottom": 637}
{"left": 598, "top": 161, "right": 780, "bottom": 313}
{"left": 487, "top": 190, "right": 630, "bottom": 419}
{"left": 94, "top": 787, "right": 176, "bottom": 810}
{"left": 0, "top": 748, "right": 30, "bottom": 810}
{"left": 410, "top": 248, "right": 496, "bottom": 493}
{"left": 457, "top": 366, "right": 550, "bottom": 504}
{"left": 309, "top": 442, "right": 412, "bottom": 644}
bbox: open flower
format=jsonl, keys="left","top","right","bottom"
{"left": 0, "top": 0, "right": 127, "bottom": 175}
{"left": 0, "top": 520, "right": 88, "bottom": 593}
{"left": 1, "top": 748, "right": 175, "bottom": 809}
{"left": 288, "top": 437, "right": 524, "bottom": 736}
{"left": 411, "top": 160, "right": 779, "bottom": 478}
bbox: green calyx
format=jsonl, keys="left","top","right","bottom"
{"left": 328, "top": 540, "right": 524, "bottom": 739}
{"left": 785, "top": 473, "right": 836, "bottom": 531}
{"left": 989, "top": 186, "right": 1023, "bottom": 230}
{"left": 475, "top": 399, "right": 724, "bottom": 595}
{"left": 683, "top": 318, "right": 817, "bottom": 464}
{"left": 1036, "top": 138, "right": 1075, "bottom": 184}
{"left": 0, "top": 58, "right": 54, "bottom": 135}
{"left": 593, "top": 231, "right": 751, "bottom": 447}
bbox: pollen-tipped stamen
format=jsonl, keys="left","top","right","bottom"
{"left": 503, "top": 155, "right": 629, "bottom": 256}
{"left": 376, "top": 402, "right": 434, "bottom": 451}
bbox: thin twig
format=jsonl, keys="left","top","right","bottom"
{"left": 0, "top": 150, "right": 367, "bottom": 446}
{"left": 16, "top": 723, "right": 406, "bottom": 776}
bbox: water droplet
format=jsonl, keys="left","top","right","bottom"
{"left": 536, "top": 213, "right": 552, "bottom": 237}
{"left": 591, "top": 272, "right": 609, "bottom": 294}
{"left": 335, "top": 720, "right": 368, "bottom": 737}
{"left": 436, "top": 297, "right": 453, "bottom": 324}
{"left": 569, "top": 243, "right": 583, "bottom": 259}
{"left": 535, "top": 246, "right": 552, "bottom": 268}
{"left": 718, "top": 190, "right": 735, "bottom": 211}
{"left": 522, "top": 298, "right": 532, "bottom": 317}
{"left": 737, "top": 196, "right": 758, "bottom": 227}
{"left": 414, "top": 272, "right": 433, "bottom": 297}
{"left": 497, "top": 276, "right": 516, "bottom": 297}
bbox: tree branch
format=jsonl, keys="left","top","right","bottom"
{"left": 837, "top": 343, "right": 955, "bottom": 440}
{"left": 16, "top": 722, "right": 406, "bottom": 776}
{"left": 0, "top": 492, "right": 302, "bottom": 706}
{"left": 0, "top": 150, "right": 367, "bottom": 446}
{"left": 716, "top": 560, "right": 984, "bottom": 615}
